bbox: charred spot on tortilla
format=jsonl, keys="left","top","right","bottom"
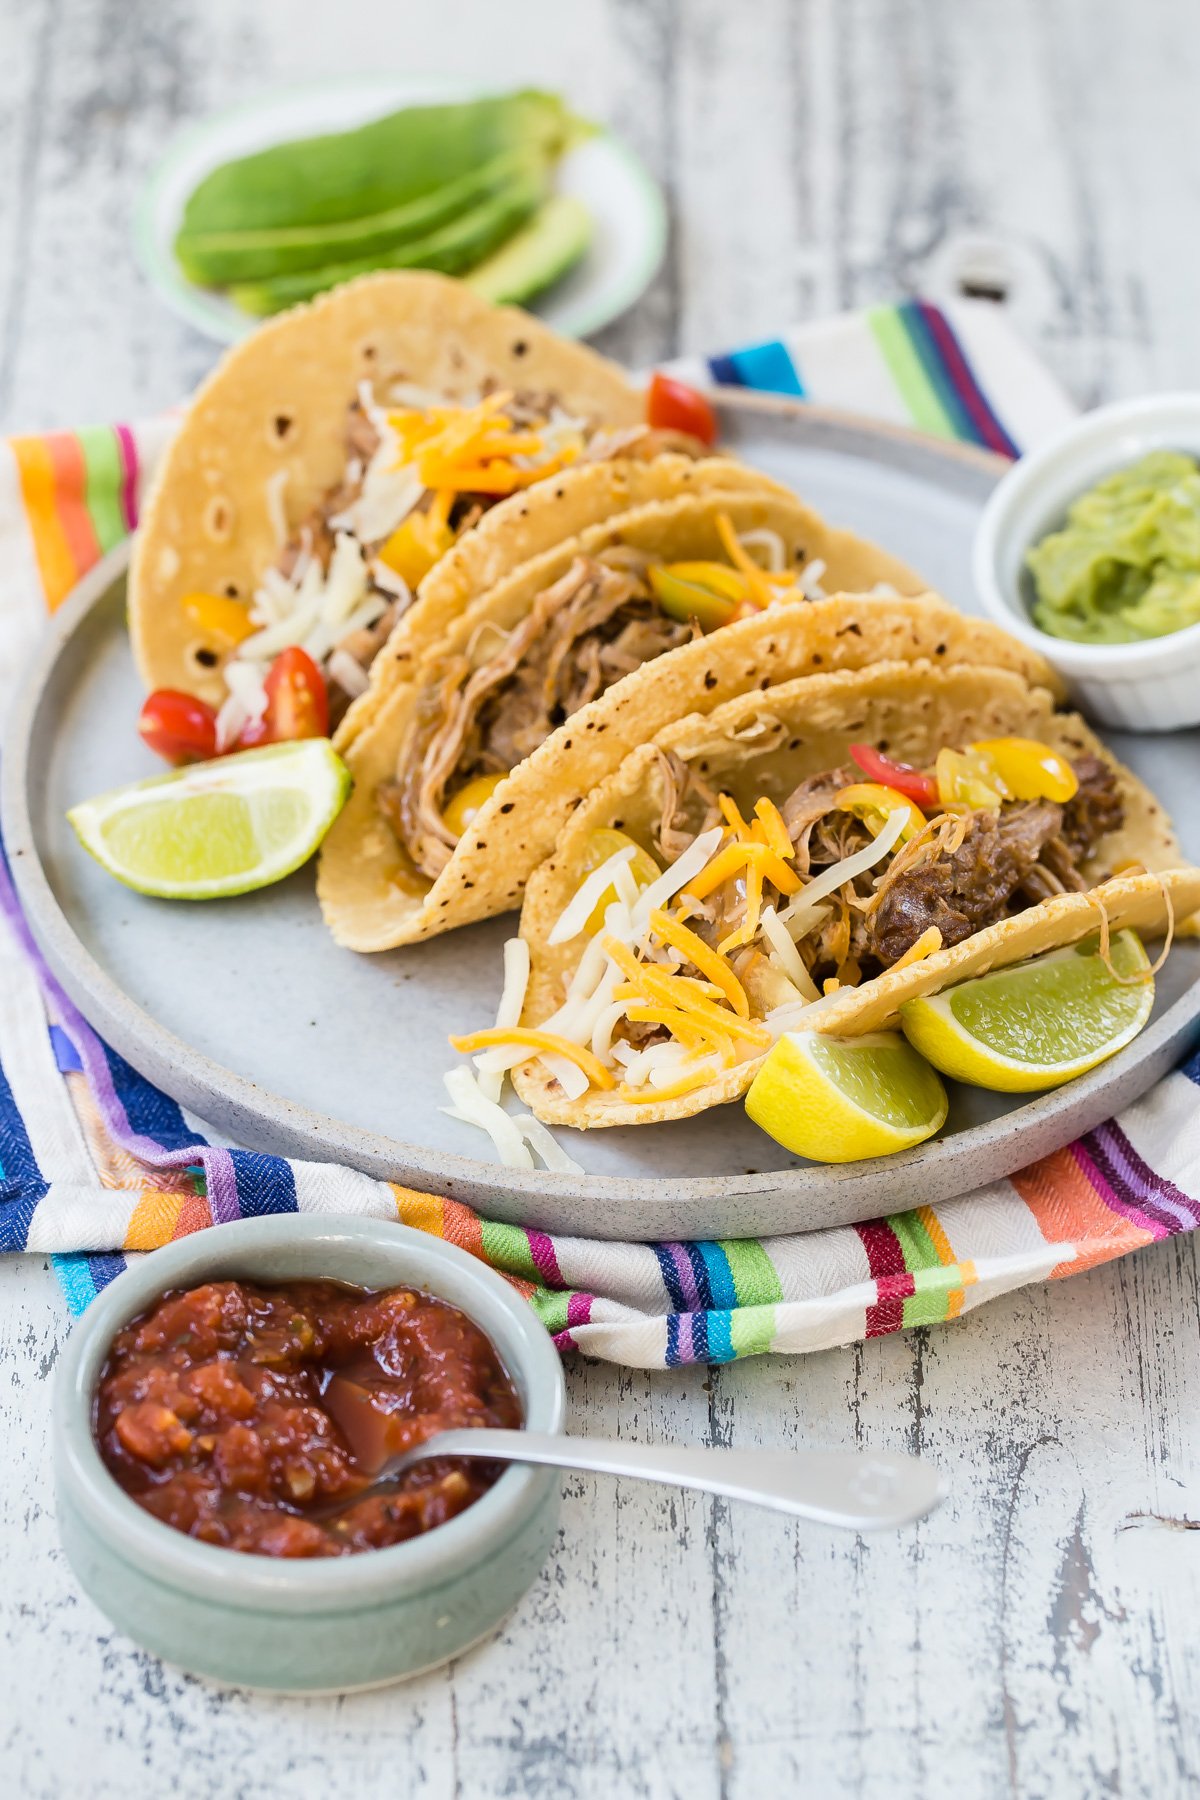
{"left": 499, "top": 802, "right": 515, "bottom": 814}
{"left": 512, "top": 339, "right": 529, "bottom": 358}
{"left": 268, "top": 412, "right": 297, "bottom": 448}
{"left": 704, "top": 672, "right": 718, "bottom": 689}
{"left": 223, "top": 581, "right": 241, "bottom": 598}
{"left": 203, "top": 496, "right": 234, "bottom": 543}
{"left": 191, "top": 647, "right": 219, "bottom": 670}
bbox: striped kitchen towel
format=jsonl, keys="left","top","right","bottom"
{"left": 9, "top": 294, "right": 1189, "bottom": 1372}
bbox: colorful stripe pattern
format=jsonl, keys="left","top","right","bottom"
{"left": 0, "top": 303, "right": 1155, "bottom": 1367}
{"left": 9, "top": 426, "right": 140, "bottom": 611}
{"left": 3, "top": 816, "right": 1197, "bottom": 1367}
{"left": 702, "top": 299, "right": 1029, "bottom": 459}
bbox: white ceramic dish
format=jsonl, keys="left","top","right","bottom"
{"left": 135, "top": 76, "right": 667, "bottom": 345}
{"left": 973, "top": 392, "right": 1200, "bottom": 730}
{"left": 7, "top": 396, "right": 1200, "bottom": 1239}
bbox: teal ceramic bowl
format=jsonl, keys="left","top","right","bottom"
{"left": 53, "top": 1216, "right": 565, "bottom": 1693}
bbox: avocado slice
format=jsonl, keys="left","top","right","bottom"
{"left": 182, "top": 90, "right": 575, "bottom": 235}
{"left": 230, "top": 160, "right": 550, "bottom": 316}
{"left": 464, "top": 195, "right": 592, "bottom": 307}
{"left": 175, "top": 148, "right": 538, "bottom": 286}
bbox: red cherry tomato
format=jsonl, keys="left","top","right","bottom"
{"left": 262, "top": 646, "right": 329, "bottom": 742}
{"left": 138, "top": 690, "right": 219, "bottom": 765}
{"left": 646, "top": 372, "right": 719, "bottom": 446}
{"left": 849, "top": 743, "right": 938, "bottom": 809}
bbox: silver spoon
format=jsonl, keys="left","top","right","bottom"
{"left": 323, "top": 1429, "right": 946, "bottom": 1532}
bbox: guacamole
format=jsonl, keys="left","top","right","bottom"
{"left": 1026, "top": 449, "right": 1200, "bottom": 643}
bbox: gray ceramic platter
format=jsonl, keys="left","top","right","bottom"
{"left": 7, "top": 394, "right": 1200, "bottom": 1240}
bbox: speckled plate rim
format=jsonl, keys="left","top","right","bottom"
{"left": 134, "top": 73, "right": 668, "bottom": 344}
{"left": 7, "top": 396, "right": 1200, "bottom": 1240}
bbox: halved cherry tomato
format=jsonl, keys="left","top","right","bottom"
{"left": 262, "top": 647, "right": 329, "bottom": 741}
{"left": 848, "top": 743, "right": 938, "bottom": 809}
{"left": 646, "top": 373, "right": 719, "bottom": 446}
{"left": 138, "top": 690, "right": 218, "bottom": 765}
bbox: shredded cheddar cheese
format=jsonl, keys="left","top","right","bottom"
{"left": 753, "top": 797, "right": 793, "bottom": 860}
{"left": 602, "top": 938, "right": 772, "bottom": 1046}
{"left": 647, "top": 908, "right": 751, "bottom": 1017}
{"left": 888, "top": 925, "right": 944, "bottom": 972}
{"left": 715, "top": 512, "right": 778, "bottom": 610}
{"left": 687, "top": 840, "right": 802, "bottom": 901}
{"left": 388, "top": 392, "right": 582, "bottom": 499}
{"left": 622, "top": 1005, "right": 737, "bottom": 1065}
{"left": 449, "top": 1028, "right": 616, "bottom": 1090}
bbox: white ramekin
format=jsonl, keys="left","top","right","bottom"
{"left": 972, "top": 392, "right": 1200, "bottom": 731}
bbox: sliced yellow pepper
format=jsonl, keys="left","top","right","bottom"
{"left": 835, "top": 783, "right": 926, "bottom": 841}
{"left": 663, "top": 561, "right": 749, "bottom": 604}
{"left": 181, "top": 591, "right": 256, "bottom": 646}
{"left": 442, "top": 772, "right": 506, "bottom": 839}
{"left": 378, "top": 499, "right": 456, "bottom": 588}
{"left": 935, "top": 748, "right": 1008, "bottom": 812}
{"left": 969, "top": 737, "right": 1079, "bottom": 804}
{"left": 648, "top": 565, "right": 740, "bottom": 632}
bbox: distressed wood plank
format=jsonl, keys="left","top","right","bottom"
{"left": 4, "top": 0, "right": 1200, "bottom": 1794}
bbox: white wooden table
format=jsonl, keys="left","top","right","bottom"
{"left": 3, "top": 3, "right": 1200, "bottom": 1794}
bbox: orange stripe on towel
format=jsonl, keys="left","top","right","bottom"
{"left": 124, "top": 1189, "right": 186, "bottom": 1251}
{"left": 391, "top": 1185, "right": 445, "bottom": 1237}
{"left": 1012, "top": 1146, "right": 1152, "bottom": 1277}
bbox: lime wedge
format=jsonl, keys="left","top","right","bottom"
{"left": 745, "top": 1030, "right": 948, "bottom": 1162}
{"left": 67, "top": 740, "right": 351, "bottom": 899}
{"left": 899, "top": 929, "right": 1154, "bottom": 1092}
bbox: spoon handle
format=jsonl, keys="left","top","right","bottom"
{"left": 412, "top": 1432, "right": 944, "bottom": 1531}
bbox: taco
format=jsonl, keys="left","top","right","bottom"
{"left": 464, "top": 656, "right": 1199, "bottom": 1128}
{"left": 315, "top": 496, "right": 967, "bottom": 951}
{"left": 129, "top": 270, "right": 718, "bottom": 741}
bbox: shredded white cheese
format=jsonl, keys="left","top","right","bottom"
{"left": 475, "top": 939, "right": 530, "bottom": 1105}
{"left": 549, "top": 845, "right": 638, "bottom": 946}
{"left": 326, "top": 649, "right": 370, "bottom": 700}
{"left": 264, "top": 469, "right": 290, "bottom": 549}
{"left": 370, "top": 559, "right": 413, "bottom": 602}
{"left": 512, "top": 1114, "right": 584, "bottom": 1175}
{"left": 759, "top": 904, "right": 820, "bottom": 1000}
{"left": 320, "top": 533, "right": 370, "bottom": 626}
{"left": 441, "top": 1067, "right": 535, "bottom": 1169}
{"left": 632, "top": 826, "right": 725, "bottom": 930}
{"left": 737, "top": 526, "right": 787, "bottom": 572}
{"left": 214, "top": 659, "right": 269, "bottom": 752}
{"left": 778, "top": 806, "right": 908, "bottom": 937}
{"left": 541, "top": 1053, "right": 590, "bottom": 1101}
{"left": 798, "top": 557, "right": 828, "bottom": 600}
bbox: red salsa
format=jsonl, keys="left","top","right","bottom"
{"left": 93, "top": 1279, "right": 522, "bottom": 1558}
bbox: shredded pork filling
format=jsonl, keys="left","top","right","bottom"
{"left": 378, "top": 555, "right": 698, "bottom": 880}
{"left": 650, "top": 748, "right": 1124, "bottom": 994}
{"left": 265, "top": 391, "right": 707, "bottom": 718}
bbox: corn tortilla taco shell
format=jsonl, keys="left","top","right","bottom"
{"left": 130, "top": 270, "right": 644, "bottom": 705}
{"left": 510, "top": 658, "right": 1197, "bottom": 1127}
{"left": 332, "top": 453, "right": 797, "bottom": 751}
{"left": 317, "top": 505, "right": 953, "bottom": 951}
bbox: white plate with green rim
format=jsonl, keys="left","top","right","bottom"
{"left": 135, "top": 76, "right": 667, "bottom": 344}
{"left": 6, "top": 396, "right": 1200, "bottom": 1240}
